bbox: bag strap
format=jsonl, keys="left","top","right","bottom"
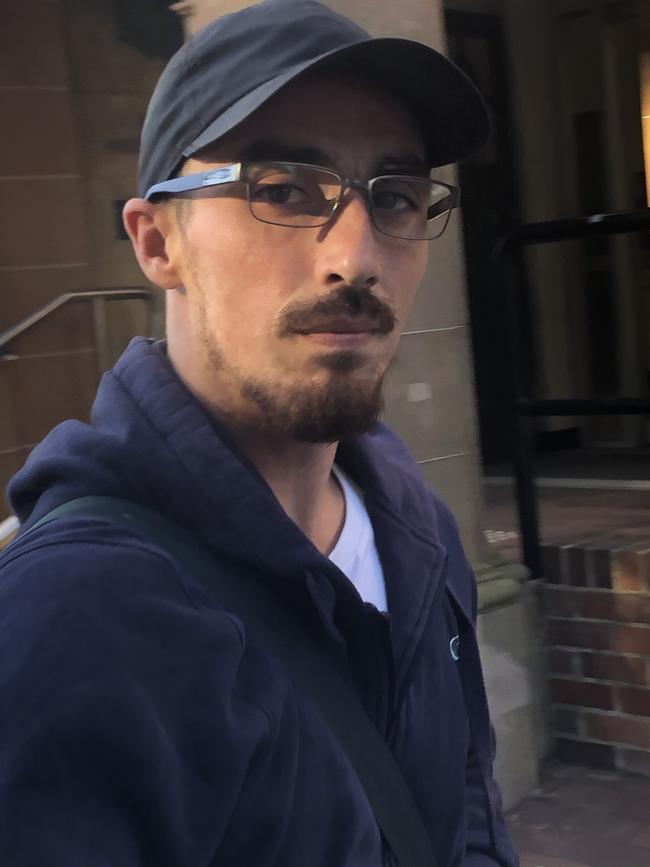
{"left": 28, "top": 496, "right": 438, "bottom": 867}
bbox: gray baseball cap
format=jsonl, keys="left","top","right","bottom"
{"left": 138, "top": 0, "right": 489, "bottom": 198}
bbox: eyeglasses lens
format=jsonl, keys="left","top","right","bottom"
{"left": 248, "top": 164, "right": 340, "bottom": 228}
{"left": 247, "top": 164, "right": 454, "bottom": 239}
{"left": 370, "top": 178, "right": 454, "bottom": 240}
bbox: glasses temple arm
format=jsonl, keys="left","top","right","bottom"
{"left": 144, "top": 163, "right": 242, "bottom": 201}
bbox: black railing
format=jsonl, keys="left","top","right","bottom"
{"left": 494, "top": 209, "right": 650, "bottom": 579}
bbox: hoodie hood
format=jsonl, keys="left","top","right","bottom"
{"left": 8, "top": 338, "right": 444, "bottom": 584}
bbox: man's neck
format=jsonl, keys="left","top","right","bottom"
{"left": 166, "top": 336, "right": 346, "bottom": 554}
{"left": 225, "top": 425, "right": 345, "bottom": 555}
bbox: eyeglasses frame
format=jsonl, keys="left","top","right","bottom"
{"left": 144, "top": 161, "right": 460, "bottom": 241}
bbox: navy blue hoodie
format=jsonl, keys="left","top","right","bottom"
{"left": 0, "top": 338, "right": 518, "bottom": 866}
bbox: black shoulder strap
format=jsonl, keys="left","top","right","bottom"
{"left": 27, "top": 496, "right": 438, "bottom": 867}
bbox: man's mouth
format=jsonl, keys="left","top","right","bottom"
{"left": 294, "top": 316, "right": 382, "bottom": 336}
{"left": 291, "top": 318, "right": 388, "bottom": 350}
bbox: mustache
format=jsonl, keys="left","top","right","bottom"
{"left": 277, "top": 286, "right": 397, "bottom": 337}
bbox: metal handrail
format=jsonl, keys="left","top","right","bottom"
{"left": 494, "top": 208, "right": 650, "bottom": 579}
{"left": 0, "top": 288, "right": 154, "bottom": 355}
{"left": 494, "top": 209, "right": 650, "bottom": 255}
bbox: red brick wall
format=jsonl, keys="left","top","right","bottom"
{"left": 542, "top": 539, "right": 650, "bottom": 776}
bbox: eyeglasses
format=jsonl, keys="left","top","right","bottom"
{"left": 145, "top": 162, "right": 459, "bottom": 241}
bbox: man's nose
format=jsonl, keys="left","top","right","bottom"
{"left": 315, "top": 193, "right": 382, "bottom": 290}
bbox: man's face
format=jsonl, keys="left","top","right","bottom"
{"left": 159, "top": 75, "right": 429, "bottom": 442}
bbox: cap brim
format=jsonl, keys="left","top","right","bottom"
{"left": 185, "top": 37, "right": 489, "bottom": 168}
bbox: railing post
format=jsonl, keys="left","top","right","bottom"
{"left": 91, "top": 296, "right": 111, "bottom": 373}
{"left": 500, "top": 245, "right": 543, "bottom": 578}
{"left": 495, "top": 209, "right": 650, "bottom": 581}
{"left": 513, "top": 410, "right": 542, "bottom": 578}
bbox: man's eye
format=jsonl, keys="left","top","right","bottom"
{"left": 373, "top": 190, "right": 418, "bottom": 211}
{"left": 252, "top": 183, "right": 308, "bottom": 204}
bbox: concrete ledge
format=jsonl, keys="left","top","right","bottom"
{"left": 476, "top": 561, "right": 542, "bottom": 809}
{"left": 476, "top": 560, "right": 529, "bottom": 613}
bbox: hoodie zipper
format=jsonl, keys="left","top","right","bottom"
{"left": 358, "top": 603, "right": 396, "bottom": 740}
{"left": 368, "top": 606, "right": 400, "bottom": 867}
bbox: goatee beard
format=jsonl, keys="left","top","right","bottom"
{"left": 240, "top": 371, "right": 384, "bottom": 443}
{"left": 198, "top": 283, "right": 394, "bottom": 442}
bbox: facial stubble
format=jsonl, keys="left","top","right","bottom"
{"left": 197, "top": 301, "right": 386, "bottom": 443}
{"left": 241, "top": 348, "right": 386, "bottom": 443}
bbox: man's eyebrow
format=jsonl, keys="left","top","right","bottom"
{"left": 372, "top": 154, "right": 430, "bottom": 176}
{"left": 241, "top": 140, "right": 430, "bottom": 177}
{"left": 241, "top": 139, "right": 334, "bottom": 167}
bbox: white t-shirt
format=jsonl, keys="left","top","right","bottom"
{"left": 328, "top": 466, "right": 388, "bottom": 613}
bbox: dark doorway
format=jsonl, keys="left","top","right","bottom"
{"left": 445, "top": 9, "right": 530, "bottom": 464}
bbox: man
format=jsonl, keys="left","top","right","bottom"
{"left": 0, "top": 1, "right": 518, "bottom": 865}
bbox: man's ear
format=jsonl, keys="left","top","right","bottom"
{"left": 122, "top": 198, "right": 182, "bottom": 291}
